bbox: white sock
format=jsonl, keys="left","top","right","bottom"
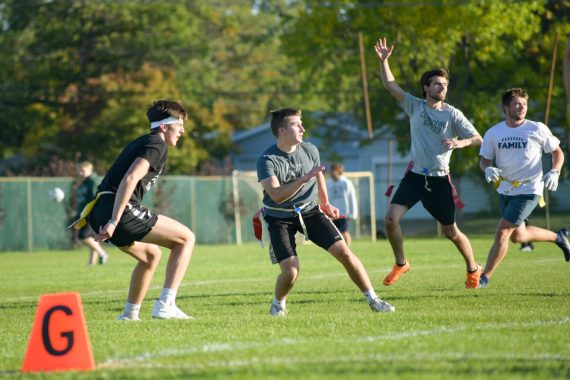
{"left": 272, "top": 297, "right": 286, "bottom": 308}
{"left": 363, "top": 289, "right": 378, "bottom": 303}
{"left": 160, "top": 288, "right": 177, "bottom": 306}
{"left": 123, "top": 302, "right": 141, "bottom": 318}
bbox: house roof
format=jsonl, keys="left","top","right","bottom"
{"left": 232, "top": 112, "right": 394, "bottom": 144}
{"left": 232, "top": 121, "right": 271, "bottom": 143}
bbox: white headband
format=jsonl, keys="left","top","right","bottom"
{"left": 150, "top": 116, "right": 183, "bottom": 129}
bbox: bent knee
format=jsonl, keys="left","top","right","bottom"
{"left": 281, "top": 265, "right": 299, "bottom": 282}
{"left": 510, "top": 233, "right": 524, "bottom": 244}
{"left": 173, "top": 227, "right": 195, "bottom": 247}
{"left": 144, "top": 246, "right": 162, "bottom": 268}
{"left": 441, "top": 225, "right": 461, "bottom": 241}
{"left": 330, "top": 245, "right": 354, "bottom": 262}
{"left": 384, "top": 216, "right": 399, "bottom": 230}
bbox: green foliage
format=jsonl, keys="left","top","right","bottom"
{"left": 0, "top": 0, "right": 301, "bottom": 174}
{"left": 280, "top": 0, "right": 570, "bottom": 176}
{"left": 0, "top": 0, "right": 568, "bottom": 176}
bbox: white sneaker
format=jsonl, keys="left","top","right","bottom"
{"left": 117, "top": 314, "right": 140, "bottom": 321}
{"left": 99, "top": 253, "right": 109, "bottom": 265}
{"left": 269, "top": 303, "right": 288, "bottom": 317}
{"left": 151, "top": 300, "right": 192, "bottom": 320}
{"left": 369, "top": 297, "right": 395, "bottom": 313}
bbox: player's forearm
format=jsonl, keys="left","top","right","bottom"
{"left": 112, "top": 175, "right": 138, "bottom": 223}
{"left": 480, "top": 157, "right": 493, "bottom": 172}
{"left": 267, "top": 176, "right": 310, "bottom": 204}
{"left": 316, "top": 172, "right": 331, "bottom": 206}
{"left": 379, "top": 59, "right": 405, "bottom": 102}
{"left": 551, "top": 147, "right": 564, "bottom": 172}
{"left": 461, "top": 134, "right": 483, "bottom": 148}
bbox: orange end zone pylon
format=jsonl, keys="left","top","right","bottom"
{"left": 21, "top": 292, "right": 95, "bottom": 372}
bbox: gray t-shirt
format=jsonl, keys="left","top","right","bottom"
{"left": 256, "top": 142, "right": 320, "bottom": 218}
{"left": 400, "top": 93, "right": 478, "bottom": 175}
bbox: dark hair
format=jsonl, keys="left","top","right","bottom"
{"left": 330, "top": 163, "right": 344, "bottom": 173}
{"left": 270, "top": 108, "right": 301, "bottom": 137}
{"left": 501, "top": 88, "right": 528, "bottom": 108}
{"left": 147, "top": 100, "right": 188, "bottom": 123}
{"left": 420, "top": 68, "right": 449, "bottom": 97}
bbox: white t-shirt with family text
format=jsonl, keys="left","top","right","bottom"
{"left": 479, "top": 119, "right": 560, "bottom": 196}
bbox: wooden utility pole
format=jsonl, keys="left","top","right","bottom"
{"left": 543, "top": 35, "right": 559, "bottom": 230}
{"left": 358, "top": 32, "right": 373, "bottom": 139}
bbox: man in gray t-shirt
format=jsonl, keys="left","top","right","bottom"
{"left": 256, "top": 108, "right": 395, "bottom": 316}
{"left": 374, "top": 36, "right": 483, "bottom": 289}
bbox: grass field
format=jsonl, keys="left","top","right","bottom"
{"left": 1, "top": 237, "right": 569, "bottom": 379}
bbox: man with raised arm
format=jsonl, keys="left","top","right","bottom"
{"left": 374, "top": 37, "right": 483, "bottom": 288}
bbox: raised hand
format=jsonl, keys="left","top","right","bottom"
{"left": 374, "top": 37, "right": 394, "bottom": 62}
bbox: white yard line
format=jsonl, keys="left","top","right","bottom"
{"left": 3, "top": 257, "right": 564, "bottom": 303}
{"left": 97, "top": 317, "right": 570, "bottom": 369}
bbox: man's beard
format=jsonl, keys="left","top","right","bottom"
{"left": 429, "top": 92, "right": 445, "bottom": 101}
{"left": 509, "top": 111, "right": 525, "bottom": 121}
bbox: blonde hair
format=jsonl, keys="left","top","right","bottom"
{"left": 79, "top": 161, "right": 93, "bottom": 171}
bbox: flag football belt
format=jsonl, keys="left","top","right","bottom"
{"left": 493, "top": 176, "right": 546, "bottom": 207}
{"left": 67, "top": 191, "right": 115, "bottom": 230}
{"left": 252, "top": 202, "right": 314, "bottom": 247}
{"left": 263, "top": 202, "right": 314, "bottom": 240}
{"left": 385, "top": 160, "right": 465, "bottom": 209}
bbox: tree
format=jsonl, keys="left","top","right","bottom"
{"left": 278, "top": 0, "right": 570, "bottom": 176}
{"left": 0, "top": 0, "right": 303, "bottom": 175}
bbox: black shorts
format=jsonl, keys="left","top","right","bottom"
{"left": 333, "top": 218, "right": 349, "bottom": 233}
{"left": 264, "top": 207, "right": 343, "bottom": 264}
{"left": 391, "top": 171, "right": 456, "bottom": 225}
{"left": 87, "top": 194, "right": 158, "bottom": 247}
{"left": 77, "top": 224, "right": 95, "bottom": 240}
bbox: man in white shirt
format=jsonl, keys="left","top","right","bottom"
{"left": 479, "top": 88, "right": 569, "bottom": 288}
{"left": 326, "top": 163, "right": 358, "bottom": 245}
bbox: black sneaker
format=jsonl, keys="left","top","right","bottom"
{"left": 479, "top": 274, "right": 490, "bottom": 288}
{"left": 555, "top": 228, "right": 570, "bottom": 262}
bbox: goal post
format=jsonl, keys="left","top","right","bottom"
{"left": 344, "top": 171, "right": 376, "bottom": 243}
{"left": 232, "top": 170, "right": 376, "bottom": 244}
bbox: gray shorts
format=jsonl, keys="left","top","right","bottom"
{"left": 499, "top": 194, "right": 541, "bottom": 226}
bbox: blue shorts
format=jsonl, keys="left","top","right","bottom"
{"left": 499, "top": 194, "right": 541, "bottom": 226}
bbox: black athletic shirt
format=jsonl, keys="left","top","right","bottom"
{"left": 97, "top": 133, "right": 167, "bottom": 205}
{"left": 75, "top": 175, "right": 97, "bottom": 218}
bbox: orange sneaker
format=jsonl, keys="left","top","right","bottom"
{"left": 465, "top": 264, "right": 482, "bottom": 289}
{"left": 383, "top": 261, "right": 411, "bottom": 286}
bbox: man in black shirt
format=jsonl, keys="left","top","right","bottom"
{"left": 87, "top": 100, "right": 195, "bottom": 320}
